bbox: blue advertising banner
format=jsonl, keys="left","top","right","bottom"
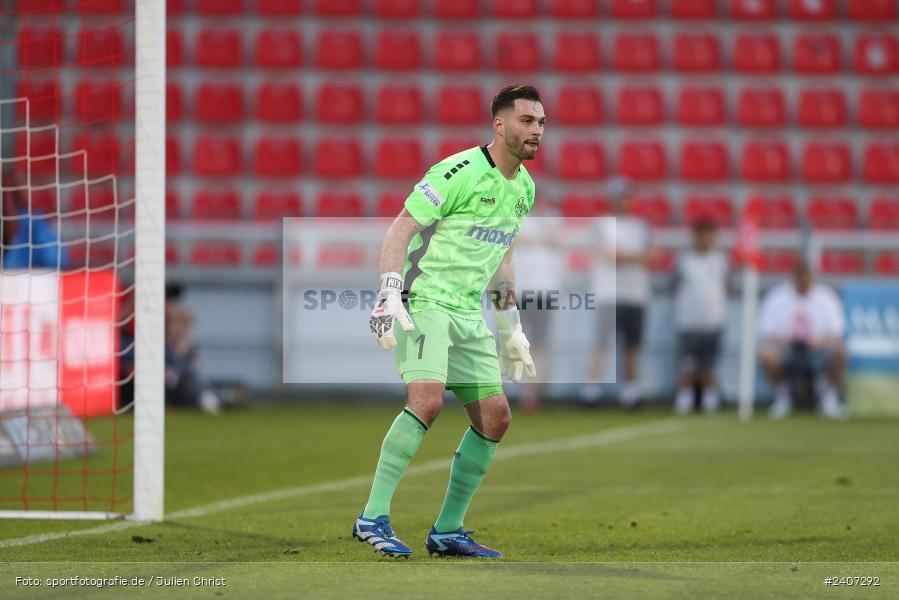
{"left": 843, "top": 282, "right": 899, "bottom": 373}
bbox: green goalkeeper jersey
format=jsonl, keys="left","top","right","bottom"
{"left": 402, "top": 145, "right": 536, "bottom": 317}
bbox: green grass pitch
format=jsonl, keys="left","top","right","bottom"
{"left": 1, "top": 403, "right": 898, "bottom": 599}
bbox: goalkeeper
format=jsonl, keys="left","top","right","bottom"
{"left": 354, "top": 85, "right": 544, "bottom": 559}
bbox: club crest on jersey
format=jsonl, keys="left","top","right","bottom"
{"left": 480, "top": 197, "right": 496, "bottom": 205}
{"left": 515, "top": 197, "right": 528, "bottom": 217}
{"left": 416, "top": 181, "right": 445, "bottom": 208}
{"left": 466, "top": 225, "right": 517, "bottom": 247}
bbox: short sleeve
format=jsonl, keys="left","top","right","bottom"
{"left": 404, "top": 161, "right": 469, "bottom": 227}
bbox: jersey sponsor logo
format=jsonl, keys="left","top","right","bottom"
{"left": 480, "top": 197, "right": 496, "bottom": 205}
{"left": 416, "top": 181, "right": 445, "bottom": 208}
{"left": 466, "top": 225, "right": 517, "bottom": 247}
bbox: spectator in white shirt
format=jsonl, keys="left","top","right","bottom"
{"left": 672, "top": 219, "right": 730, "bottom": 414}
{"left": 583, "top": 177, "right": 651, "bottom": 407}
{"left": 757, "top": 262, "right": 847, "bottom": 419}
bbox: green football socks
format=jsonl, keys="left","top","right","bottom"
{"left": 362, "top": 408, "right": 428, "bottom": 519}
{"left": 434, "top": 426, "right": 499, "bottom": 533}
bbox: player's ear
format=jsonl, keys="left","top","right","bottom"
{"left": 493, "top": 115, "right": 504, "bottom": 137}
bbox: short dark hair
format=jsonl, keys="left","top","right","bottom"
{"left": 491, "top": 84, "right": 541, "bottom": 117}
{"left": 692, "top": 218, "right": 717, "bottom": 234}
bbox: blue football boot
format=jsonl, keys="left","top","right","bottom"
{"left": 352, "top": 514, "right": 412, "bottom": 559}
{"left": 425, "top": 526, "right": 502, "bottom": 558}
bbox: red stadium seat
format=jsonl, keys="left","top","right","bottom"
{"left": 848, "top": 0, "right": 896, "bottom": 21}
{"left": 436, "top": 137, "right": 481, "bottom": 161}
{"left": 256, "top": 81, "right": 302, "bottom": 123}
{"left": 376, "top": 138, "right": 423, "bottom": 179}
{"left": 253, "top": 243, "right": 279, "bottom": 267}
{"left": 434, "top": 31, "right": 481, "bottom": 71}
{"left": 17, "top": 78, "right": 60, "bottom": 120}
{"left": 741, "top": 140, "right": 790, "bottom": 183}
{"left": 821, "top": 250, "right": 865, "bottom": 275}
{"left": 854, "top": 34, "right": 899, "bottom": 75}
{"left": 672, "top": 33, "right": 721, "bottom": 72}
{"left": 30, "top": 188, "right": 60, "bottom": 215}
{"left": 192, "top": 189, "right": 242, "bottom": 221}
{"left": 793, "top": 33, "right": 841, "bottom": 74}
{"left": 254, "top": 136, "right": 302, "bottom": 178}
{"left": 314, "top": 138, "right": 363, "bottom": 178}
{"left": 258, "top": 0, "right": 302, "bottom": 15}
{"left": 671, "top": 0, "right": 716, "bottom": 18}
{"left": 868, "top": 197, "right": 899, "bottom": 230}
{"left": 616, "top": 86, "right": 664, "bottom": 126}
{"left": 191, "top": 242, "right": 242, "bottom": 267}
{"left": 434, "top": 0, "right": 478, "bottom": 18}
{"left": 166, "top": 243, "right": 181, "bottom": 265}
{"left": 493, "top": 0, "right": 538, "bottom": 18}
{"left": 195, "top": 81, "right": 243, "bottom": 123}
{"left": 618, "top": 140, "right": 667, "bottom": 181}
{"left": 18, "top": 0, "right": 64, "bottom": 12}
{"left": 759, "top": 250, "right": 799, "bottom": 274}
{"left": 255, "top": 28, "right": 301, "bottom": 69}
{"left": 733, "top": 33, "right": 780, "bottom": 73}
{"left": 196, "top": 28, "right": 243, "bottom": 69}
{"left": 632, "top": 195, "right": 672, "bottom": 227}
{"left": 192, "top": 134, "right": 242, "bottom": 177}
{"left": 316, "top": 192, "right": 364, "bottom": 217}
{"left": 557, "top": 86, "right": 603, "bottom": 125}
{"left": 745, "top": 194, "right": 797, "bottom": 229}
{"left": 166, "top": 189, "right": 181, "bottom": 219}
{"left": 684, "top": 195, "right": 733, "bottom": 227}
{"left": 807, "top": 196, "right": 858, "bottom": 229}
{"left": 68, "top": 184, "right": 117, "bottom": 219}
{"left": 560, "top": 195, "right": 610, "bottom": 217}
{"left": 166, "top": 136, "right": 181, "bottom": 175}
{"left": 737, "top": 87, "right": 786, "bottom": 127}
{"left": 253, "top": 190, "right": 302, "bottom": 220}
{"left": 15, "top": 130, "right": 56, "bottom": 177}
{"left": 316, "top": 242, "right": 368, "bottom": 268}
{"left": 436, "top": 85, "right": 483, "bottom": 125}
{"left": 18, "top": 27, "right": 62, "bottom": 69}
{"left": 863, "top": 142, "right": 899, "bottom": 183}
{"left": 167, "top": 81, "right": 183, "bottom": 122}
{"left": 376, "top": 192, "right": 407, "bottom": 218}
{"left": 496, "top": 32, "right": 541, "bottom": 72}
{"left": 676, "top": 86, "right": 724, "bottom": 126}
{"left": 801, "top": 142, "right": 852, "bottom": 183}
{"left": 558, "top": 141, "right": 605, "bottom": 180}
{"left": 788, "top": 0, "right": 836, "bottom": 20}
{"left": 874, "top": 252, "right": 899, "bottom": 275}
{"left": 76, "top": 0, "right": 123, "bottom": 13}
{"left": 70, "top": 131, "right": 118, "bottom": 177}
{"left": 554, "top": 33, "right": 601, "bottom": 72}
{"left": 167, "top": 29, "right": 184, "bottom": 67}
{"left": 797, "top": 88, "right": 846, "bottom": 128}
{"left": 859, "top": 88, "right": 899, "bottom": 129}
{"left": 610, "top": 0, "right": 656, "bottom": 18}
{"left": 315, "top": 30, "right": 363, "bottom": 70}
{"left": 730, "top": 0, "right": 776, "bottom": 20}
{"left": 376, "top": 85, "right": 423, "bottom": 125}
{"left": 76, "top": 27, "right": 123, "bottom": 67}
{"left": 554, "top": 0, "right": 600, "bottom": 18}
{"left": 316, "top": 84, "right": 364, "bottom": 124}
{"left": 315, "top": 0, "right": 360, "bottom": 16}
{"left": 680, "top": 141, "right": 729, "bottom": 182}
{"left": 613, "top": 33, "right": 660, "bottom": 72}
{"left": 375, "top": 31, "right": 421, "bottom": 71}
{"left": 197, "top": 0, "right": 242, "bottom": 15}
{"left": 375, "top": 0, "right": 419, "bottom": 18}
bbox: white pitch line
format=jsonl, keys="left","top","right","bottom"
{"left": 0, "top": 417, "right": 690, "bottom": 549}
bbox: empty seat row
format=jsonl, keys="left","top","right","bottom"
{"left": 158, "top": 0, "right": 899, "bottom": 21}
{"left": 165, "top": 134, "right": 899, "bottom": 183}
{"left": 161, "top": 28, "right": 899, "bottom": 74}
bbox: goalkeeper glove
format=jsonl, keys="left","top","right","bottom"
{"left": 369, "top": 272, "right": 414, "bottom": 349}
{"left": 495, "top": 306, "right": 537, "bottom": 383}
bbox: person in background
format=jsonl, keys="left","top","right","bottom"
{"left": 757, "top": 262, "right": 847, "bottom": 420}
{"left": 1, "top": 167, "right": 67, "bottom": 270}
{"left": 672, "top": 219, "right": 730, "bottom": 415}
{"left": 513, "top": 199, "right": 564, "bottom": 412}
{"left": 165, "top": 283, "right": 221, "bottom": 414}
{"left": 583, "top": 176, "right": 651, "bottom": 408}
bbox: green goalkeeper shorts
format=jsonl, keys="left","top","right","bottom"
{"left": 394, "top": 309, "right": 504, "bottom": 404}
